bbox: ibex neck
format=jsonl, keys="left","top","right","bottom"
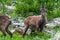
{"left": 41, "top": 12, "right": 46, "bottom": 18}
{"left": 41, "top": 12, "right": 47, "bottom": 24}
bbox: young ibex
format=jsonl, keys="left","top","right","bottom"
{"left": 0, "top": 15, "right": 12, "bottom": 37}
{"left": 15, "top": 7, "right": 47, "bottom": 37}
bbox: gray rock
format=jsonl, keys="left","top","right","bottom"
{"left": 46, "top": 17, "right": 60, "bottom": 29}
{"left": 44, "top": 28, "right": 55, "bottom": 35}
{"left": 49, "top": 31, "right": 60, "bottom": 40}
{"left": 11, "top": 16, "right": 25, "bottom": 28}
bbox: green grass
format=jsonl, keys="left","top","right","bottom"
{"left": 53, "top": 26, "right": 60, "bottom": 32}
{"left": 0, "top": 32, "right": 52, "bottom": 40}
{"left": 1, "top": 26, "right": 60, "bottom": 40}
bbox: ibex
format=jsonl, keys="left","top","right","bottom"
{"left": 0, "top": 15, "right": 12, "bottom": 37}
{"left": 15, "top": 7, "right": 47, "bottom": 37}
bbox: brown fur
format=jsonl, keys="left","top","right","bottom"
{"left": 0, "top": 15, "right": 12, "bottom": 37}
{"left": 23, "top": 16, "right": 43, "bottom": 36}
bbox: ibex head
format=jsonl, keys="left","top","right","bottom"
{"left": 40, "top": 6, "right": 47, "bottom": 17}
